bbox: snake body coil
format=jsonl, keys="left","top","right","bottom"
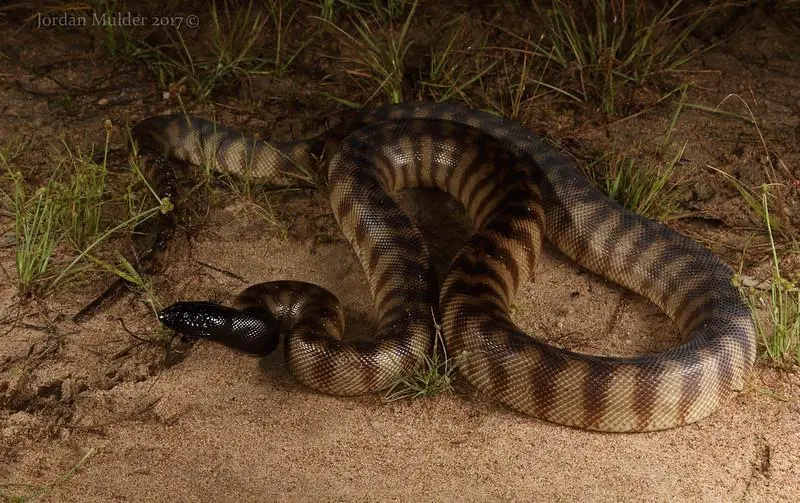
{"left": 142, "top": 103, "right": 756, "bottom": 432}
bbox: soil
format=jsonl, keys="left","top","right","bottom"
{"left": 1, "top": 2, "right": 799, "bottom": 502}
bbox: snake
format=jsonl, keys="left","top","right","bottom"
{"left": 125, "top": 103, "right": 756, "bottom": 432}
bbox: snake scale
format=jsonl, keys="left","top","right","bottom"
{"left": 130, "top": 103, "right": 756, "bottom": 432}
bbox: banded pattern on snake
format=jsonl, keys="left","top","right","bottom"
{"left": 132, "top": 103, "right": 756, "bottom": 432}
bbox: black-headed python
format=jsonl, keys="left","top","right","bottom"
{"left": 87, "top": 103, "right": 757, "bottom": 432}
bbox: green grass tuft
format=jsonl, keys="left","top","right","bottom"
{"left": 0, "top": 122, "right": 170, "bottom": 300}
{"left": 127, "top": 0, "right": 314, "bottom": 102}
{"left": 58, "top": 120, "right": 112, "bottom": 250}
{"left": 2, "top": 171, "right": 64, "bottom": 296}
{"left": 529, "top": 0, "right": 719, "bottom": 113}
{"left": 149, "top": 0, "right": 270, "bottom": 101}
{"left": 584, "top": 87, "right": 691, "bottom": 221}
{"left": 419, "top": 17, "right": 497, "bottom": 105}
{"left": 742, "top": 190, "right": 800, "bottom": 367}
{"left": 591, "top": 142, "right": 687, "bottom": 222}
{"left": 318, "top": 0, "right": 418, "bottom": 104}
{"left": 385, "top": 316, "right": 457, "bottom": 401}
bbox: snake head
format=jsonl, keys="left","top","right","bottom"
{"left": 158, "top": 301, "right": 280, "bottom": 356}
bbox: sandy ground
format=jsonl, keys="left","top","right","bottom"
{"left": 1, "top": 3, "right": 799, "bottom": 502}
{"left": 2, "top": 225, "right": 799, "bottom": 502}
